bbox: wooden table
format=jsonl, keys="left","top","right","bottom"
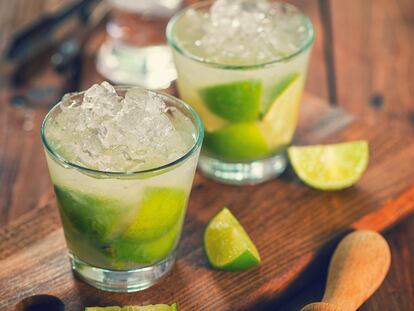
{"left": 0, "top": 0, "right": 413, "bottom": 310}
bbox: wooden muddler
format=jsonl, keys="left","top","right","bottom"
{"left": 301, "top": 230, "right": 391, "bottom": 311}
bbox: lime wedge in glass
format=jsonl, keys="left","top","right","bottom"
{"left": 110, "top": 221, "right": 181, "bottom": 265}
{"left": 263, "top": 73, "right": 302, "bottom": 114}
{"left": 200, "top": 79, "right": 262, "bottom": 122}
{"left": 123, "top": 187, "right": 186, "bottom": 241}
{"left": 54, "top": 186, "right": 128, "bottom": 241}
{"left": 288, "top": 141, "right": 369, "bottom": 190}
{"left": 177, "top": 84, "right": 228, "bottom": 132}
{"left": 85, "top": 303, "right": 177, "bottom": 311}
{"left": 204, "top": 122, "right": 270, "bottom": 161}
{"left": 260, "top": 74, "right": 304, "bottom": 150}
{"left": 204, "top": 208, "right": 260, "bottom": 271}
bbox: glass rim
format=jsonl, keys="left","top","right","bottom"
{"left": 166, "top": 0, "right": 315, "bottom": 70}
{"left": 40, "top": 85, "right": 204, "bottom": 177}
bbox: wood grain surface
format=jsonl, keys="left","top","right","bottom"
{"left": 0, "top": 0, "right": 413, "bottom": 310}
{"left": 1, "top": 96, "right": 414, "bottom": 311}
{"left": 331, "top": 0, "right": 414, "bottom": 132}
{"left": 306, "top": 1, "right": 414, "bottom": 309}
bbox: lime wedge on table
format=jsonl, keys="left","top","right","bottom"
{"left": 260, "top": 73, "right": 304, "bottom": 149}
{"left": 204, "top": 122, "right": 269, "bottom": 161}
{"left": 122, "top": 187, "right": 186, "bottom": 241}
{"left": 288, "top": 141, "right": 369, "bottom": 190}
{"left": 204, "top": 208, "right": 260, "bottom": 271}
{"left": 85, "top": 303, "right": 177, "bottom": 311}
{"left": 200, "top": 79, "right": 262, "bottom": 122}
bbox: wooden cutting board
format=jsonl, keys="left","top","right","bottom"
{"left": 1, "top": 94, "right": 414, "bottom": 311}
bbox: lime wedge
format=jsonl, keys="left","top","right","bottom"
{"left": 263, "top": 73, "right": 301, "bottom": 114}
{"left": 260, "top": 74, "right": 304, "bottom": 149}
{"left": 200, "top": 80, "right": 262, "bottom": 122}
{"left": 204, "top": 122, "right": 269, "bottom": 161}
{"left": 176, "top": 83, "right": 228, "bottom": 132}
{"left": 288, "top": 141, "right": 369, "bottom": 190}
{"left": 110, "top": 221, "right": 181, "bottom": 265}
{"left": 54, "top": 186, "right": 128, "bottom": 241}
{"left": 123, "top": 187, "right": 186, "bottom": 241}
{"left": 204, "top": 208, "right": 260, "bottom": 271}
{"left": 85, "top": 303, "right": 177, "bottom": 311}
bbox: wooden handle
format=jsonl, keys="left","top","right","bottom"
{"left": 301, "top": 230, "right": 391, "bottom": 311}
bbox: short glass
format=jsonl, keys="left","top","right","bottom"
{"left": 167, "top": 1, "right": 314, "bottom": 184}
{"left": 41, "top": 87, "right": 203, "bottom": 292}
{"left": 96, "top": 0, "right": 183, "bottom": 89}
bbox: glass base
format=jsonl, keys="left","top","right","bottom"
{"left": 70, "top": 252, "right": 175, "bottom": 292}
{"left": 199, "top": 152, "right": 287, "bottom": 185}
{"left": 96, "top": 41, "right": 177, "bottom": 89}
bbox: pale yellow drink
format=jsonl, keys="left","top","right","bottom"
{"left": 41, "top": 83, "right": 203, "bottom": 292}
{"left": 167, "top": 0, "right": 314, "bottom": 184}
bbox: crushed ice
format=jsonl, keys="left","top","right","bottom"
{"left": 181, "top": 0, "right": 310, "bottom": 65}
{"left": 46, "top": 82, "right": 194, "bottom": 172}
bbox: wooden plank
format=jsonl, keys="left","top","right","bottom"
{"left": 289, "top": 0, "right": 330, "bottom": 100}
{"left": 0, "top": 0, "right": 77, "bottom": 226}
{"left": 0, "top": 198, "right": 58, "bottom": 261}
{"left": 0, "top": 87, "right": 57, "bottom": 226}
{"left": 0, "top": 0, "right": 73, "bottom": 54}
{"left": 330, "top": 0, "right": 414, "bottom": 132}
{"left": 1, "top": 96, "right": 414, "bottom": 311}
{"left": 353, "top": 185, "right": 414, "bottom": 231}
{"left": 330, "top": 1, "right": 414, "bottom": 309}
{"left": 316, "top": 0, "right": 336, "bottom": 104}
{"left": 365, "top": 214, "right": 414, "bottom": 311}
{"left": 0, "top": 94, "right": 43, "bottom": 225}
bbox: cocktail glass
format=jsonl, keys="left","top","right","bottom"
{"left": 41, "top": 86, "right": 203, "bottom": 292}
{"left": 167, "top": 0, "right": 314, "bottom": 184}
{"left": 96, "top": 0, "right": 183, "bottom": 89}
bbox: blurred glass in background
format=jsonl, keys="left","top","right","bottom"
{"left": 96, "top": 0, "right": 182, "bottom": 89}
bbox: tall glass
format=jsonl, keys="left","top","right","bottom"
{"left": 41, "top": 87, "right": 203, "bottom": 292}
{"left": 167, "top": 1, "right": 314, "bottom": 184}
{"left": 96, "top": 0, "right": 183, "bottom": 89}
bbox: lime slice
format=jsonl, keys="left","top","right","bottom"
{"left": 123, "top": 187, "right": 187, "bottom": 241}
{"left": 176, "top": 82, "right": 227, "bottom": 132}
{"left": 263, "top": 73, "right": 302, "bottom": 114}
{"left": 54, "top": 186, "right": 128, "bottom": 241}
{"left": 204, "top": 208, "right": 260, "bottom": 271}
{"left": 288, "top": 141, "right": 369, "bottom": 190}
{"left": 110, "top": 221, "right": 181, "bottom": 265}
{"left": 200, "top": 80, "right": 262, "bottom": 122}
{"left": 85, "top": 303, "right": 177, "bottom": 311}
{"left": 204, "top": 122, "right": 270, "bottom": 161}
{"left": 260, "top": 74, "right": 304, "bottom": 149}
